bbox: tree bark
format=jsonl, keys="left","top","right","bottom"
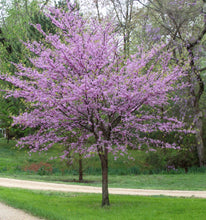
{"left": 195, "top": 110, "right": 205, "bottom": 166}
{"left": 187, "top": 47, "right": 205, "bottom": 167}
{"left": 79, "top": 153, "right": 83, "bottom": 182}
{"left": 99, "top": 149, "right": 110, "bottom": 206}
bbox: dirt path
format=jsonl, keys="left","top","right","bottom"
{"left": 1, "top": 177, "right": 206, "bottom": 219}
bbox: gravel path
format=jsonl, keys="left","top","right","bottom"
{"left": 1, "top": 177, "right": 206, "bottom": 198}
{"left": 0, "top": 202, "right": 42, "bottom": 220}
{"left": 1, "top": 177, "right": 206, "bottom": 219}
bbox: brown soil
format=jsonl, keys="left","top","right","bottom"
{"left": 23, "top": 162, "right": 53, "bottom": 174}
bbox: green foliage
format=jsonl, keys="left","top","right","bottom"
{"left": 145, "top": 151, "right": 167, "bottom": 171}
{"left": 145, "top": 147, "right": 198, "bottom": 174}
{"left": 141, "top": 127, "right": 198, "bottom": 172}
{"left": 37, "top": 166, "right": 52, "bottom": 176}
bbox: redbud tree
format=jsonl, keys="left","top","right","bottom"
{"left": 1, "top": 4, "right": 189, "bottom": 206}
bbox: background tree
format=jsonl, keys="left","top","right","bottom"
{"left": 135, "top": 0, "right": 206, "bottom": 166}
{"left": 0, "top": 0, "right": 56, "bottom": 139}
{"left": 92, "top": 0, "right": 145, "bottom": 57}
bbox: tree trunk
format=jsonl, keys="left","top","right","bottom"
{"left": 79, "top": 153, "right": 83, "bottom": 182}
{"left": 195, "top": 110, "right": 205, "bottom": 166}
{"left": 6, "top": 128, "right": 9, "bottom": 143}
{"left": 186, "top": 47, "right": 205, "bottom": 167}
{"left": 100, "top": 151, "right": 110, "bottom": 206}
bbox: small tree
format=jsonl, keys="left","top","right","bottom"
{"left": 1, "top": 3, "right": 188, "bottom": 206}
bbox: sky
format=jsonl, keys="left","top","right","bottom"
{"left": 49, "top": 0, "right": 144, "bottom": 17}
{"left": 0, "top": 0, "right": 144, "bottom": 24}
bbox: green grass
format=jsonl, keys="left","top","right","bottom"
{"left": 0, "top": 139, "right": 66, "bottom": 174}
{"left": 0, "top": 138, "right": 176, "bottom": 176}
{"left": 0, "top": 138, "right": 204, "bottom": 176}
{"left": 0, "top": 138, "right": 144, "bottom": 175}
{"left": 0, "top": 187, "right": 205, "bottom": 220}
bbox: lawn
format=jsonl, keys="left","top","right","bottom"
{"left": 0, "top": 138, "right": 206, "bottom": 219}
{"left": 0, "top": 187, "right": 205, "bottom": 220}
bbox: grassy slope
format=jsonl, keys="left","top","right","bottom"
{"left": 0, "top": 138, "right": 206, "bottom": 190}
{"left": 0, "top": 187, "right": 206, "bottom": 220}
